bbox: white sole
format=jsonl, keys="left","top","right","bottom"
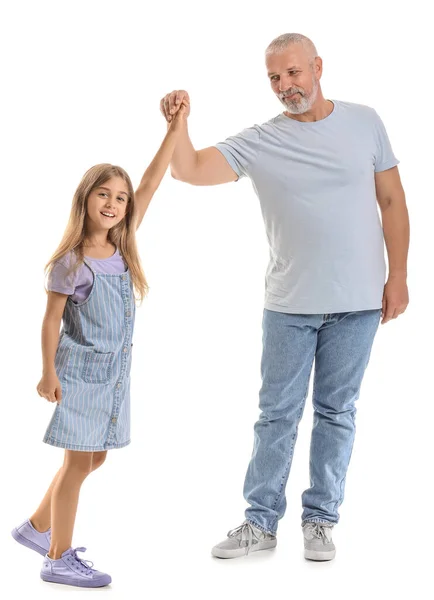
{"left": 212, "top": 539, "right": 277, "bottom": 559}
{"left": 304, "top": 548, "right": 336, "bottom": 561}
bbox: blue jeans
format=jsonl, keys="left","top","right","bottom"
{"left": 244, "top": 308, "right": 381, "bottom": 535}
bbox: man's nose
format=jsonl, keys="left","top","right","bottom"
{"left": 279, "top": 76, "right": 292, "bottom": 92}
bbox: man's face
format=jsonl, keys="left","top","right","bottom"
{"left": 266, "top": 45, "right": 320, "bottom": 114}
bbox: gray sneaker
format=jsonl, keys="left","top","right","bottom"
{"left": 303, "top": 522, "right": 336, "bottom": 561}
{"left": 212, "top": 521, "right": 277, "bottom": 559}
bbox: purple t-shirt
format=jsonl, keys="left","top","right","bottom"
{"left": 47, "top": 248, "right": 127, "bottom": 303}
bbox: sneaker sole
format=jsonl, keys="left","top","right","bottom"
{"left": 11, "top": 529, "right": 48, "bottom": 556}
{"left": 304, "top": 548, "right": 336, "bottom": 561}
{"left": 212, "top": 539, "right": 277, "bottom": 559}
{"left": 40, "top": 573, "right": 112, "bottom": 587}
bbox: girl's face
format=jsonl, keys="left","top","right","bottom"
{"left": 86, "top": 176, "right": 130, "bottom": 231}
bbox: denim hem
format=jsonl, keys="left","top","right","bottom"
{"left": 43, "top": 437, "right": 131, "bottom": 452}
{"left": 302, "top": 519, "right": 336, "bottom": 527}
{"left": 246, "top": 518, "right": 276, "bottom": 536}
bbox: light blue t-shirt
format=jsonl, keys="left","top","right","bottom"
{"left": 215, "top": 100, "right": 399, "bottom": 314}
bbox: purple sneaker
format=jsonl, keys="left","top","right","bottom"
{"left": 12, "top": 519, "right": 51, "bottom": 556}
{"left": 40, "top": 547, "right": 111, "bottom": 588}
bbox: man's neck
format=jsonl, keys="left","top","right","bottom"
{"left": 284, "top": 97, "right": 334, "bottom": 123}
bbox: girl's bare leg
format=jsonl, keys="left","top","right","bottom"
{"left": 29, "top": 469, "right": 62, "bottom": 532}
{"left": 48, "top": 450, "right": 107, "bottom": 559}
{"left": 29, "top": 451, "right": 107, "bottom": 551}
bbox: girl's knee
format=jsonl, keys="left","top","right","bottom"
{"left": 91, "top": 451, "right": 107, "bottom": 471}
{"left": 63, "top": 450, "right": 93, "bottom": 477}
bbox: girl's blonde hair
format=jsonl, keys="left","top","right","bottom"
{"left": 45, "top": 163, "right": 148, "bottom": 303}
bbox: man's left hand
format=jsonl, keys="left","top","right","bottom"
{"left": 381, "top": 275, "right": 409, "bottom": 324}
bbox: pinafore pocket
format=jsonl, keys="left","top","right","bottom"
{"left": 82, "top": 350, "right": 114, "bottom": 384}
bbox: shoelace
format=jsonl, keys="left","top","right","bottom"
{"left": 68, "top": 547, "right": 95, "bottom": 575}
{"left": 227, "top": 522, "right": 261, "bottom": 555}
{"left": 306, "top": 523, "right": 332, "bottom": 543}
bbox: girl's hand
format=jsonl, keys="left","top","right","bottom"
{"left": 160, "top": 89, "right": 191, "bottom": 123}
{"left": 37, "top": 372, "right": 62, "bottom": 404}
{"left": 168, "top": 101, "right": 188, "bottom": 133}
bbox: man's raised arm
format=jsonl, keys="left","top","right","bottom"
{"left": 160, "top": 89, "right": 238, "bottom": 186}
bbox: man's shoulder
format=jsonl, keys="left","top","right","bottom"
{"left": 236, "top": 115, "right": 284, "bottom": 140}
{"left": 334, "top": 99, "right": 378, "bottom": 120}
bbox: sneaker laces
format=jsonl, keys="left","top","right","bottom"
{"left": 70, "top": 547, "right": 95, "bottom": 575}
{"left": 227, "top": 522, "right": 262, "bottom": 555}
{"left": 306, "top": 523, "right": 332, "bottom": 542}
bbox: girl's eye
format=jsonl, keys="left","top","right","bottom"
{"left": 99, "top": 192, "right": 108, "bottom": 198}
{"left": 117, "top": 196, "right": 126, "bottom": 202}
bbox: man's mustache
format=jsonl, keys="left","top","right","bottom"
{"left": 279, "top": 89, "right": 305, "bottom": 99}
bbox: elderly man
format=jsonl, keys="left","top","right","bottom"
{"left": 160, "top": 33, "right": 409, "bottom": 561}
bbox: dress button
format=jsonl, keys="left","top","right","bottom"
{"left": 111, "top": 417, "right": 117, "bottom": 423}
{"left": 126, "top": 311, "right": 131, "bottom": 317}
{"left": 116, "top": 383, "right": 121, "bottom": 389}
{"left": 123, "top": 347, "right": 128, "bottom": 353}
{"left": 121, "top": 275, "right": 126, "bottom": 281}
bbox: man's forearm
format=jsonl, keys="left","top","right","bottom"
{"left": 168, "top": 121, "right": 198, "bottom": 181}
{"left": 382, "top": 198, "right": 410, "bottom": 278}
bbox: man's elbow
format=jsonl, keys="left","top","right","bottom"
{"left": 377, "top": 195, "right": 393, "bottom": 212}
{"left": 170, "top": 167, "right": 196, "bottom": 184}
{"left": 170, "top": 168, "right": 180, "bottom": 181}
{"left": 379, "top": 191, "right": 407, "bottom": 213}
{"left": 170, "top": 166, "right": 189, "bottom": 182}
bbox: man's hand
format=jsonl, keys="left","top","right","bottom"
{"left": 167, "top": 101, "right": 188, "bottom": 133}
{"left": 381, "top": 275, "right": 409, "bottom": 324}
{"left": 160, "top": 90, "right": 190, "bottom": 122}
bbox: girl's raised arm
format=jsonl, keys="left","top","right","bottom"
{"left": 134, "top": 103, "right": 187, "bottom": 229}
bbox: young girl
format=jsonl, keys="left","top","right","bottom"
{"left": 11, "top": 102, "right": 187, "bottom": 588}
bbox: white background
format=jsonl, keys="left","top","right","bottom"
{"left": 1, "top": 0, "right": 432, "bottom": 598}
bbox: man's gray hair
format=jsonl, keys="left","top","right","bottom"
{"left": 265, "top": 33, "right": 318, "bottom": 65}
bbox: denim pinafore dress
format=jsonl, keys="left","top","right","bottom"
{"left": 44, "top": 257, "right": 136, "bottom": 451}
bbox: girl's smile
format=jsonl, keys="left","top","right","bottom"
{"left": 86, "top": 176, "right": 130, "bottom": 231}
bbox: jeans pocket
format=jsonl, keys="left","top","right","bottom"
{"left": 82, "top": 350, "right": 114, "bottom": 384}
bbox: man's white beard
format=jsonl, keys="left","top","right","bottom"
{"left": 280, "top": 77, "right": 319, "bottom": 115}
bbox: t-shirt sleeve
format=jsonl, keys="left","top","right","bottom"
{"left": 372, "top": 110, "right": 400, "bottom": 172}
{"left": 47, "top": 256, "right": 78, "bottom": 296}
{"left": 214, "top": 125, "right": 261, "bottom": 180}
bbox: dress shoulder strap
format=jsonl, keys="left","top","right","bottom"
{"left": 82, "top": 256, "right": 96, "bottom": 274}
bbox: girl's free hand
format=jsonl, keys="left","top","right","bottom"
{"left": 37, "top": 372, "right": 62, "bottom": 404}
